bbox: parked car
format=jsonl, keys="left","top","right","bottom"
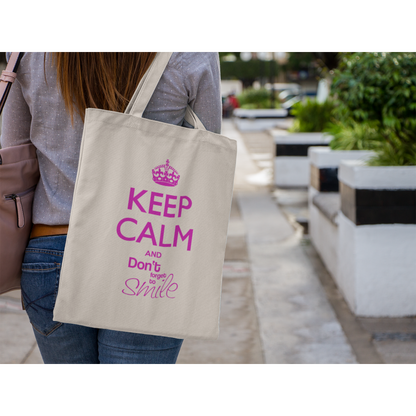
{"left": 278, "top": 89, "right": 299, "bottom": 102}
{"left": 278, "top": 90, "right": 302, "bottom": 116}
{"left": 278, "top": 89, "right": 317, "bottom": 116}
{"left": 264, "top": 82, "right": 302, "bottom": 95}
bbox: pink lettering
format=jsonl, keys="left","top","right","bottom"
{"left": 118, "top": 222, "right": 192, "bottom": 251}
{"left": 124, "top": 189, "right": 193, "bottom": 218}
{"left": 128, "top": 188, "right": 147, "bottom": 212}
{"left": 160, "top": 274, "right": 174, "bottom": 298}
{"left": 178, "top": 196, "right": 192, "bottom": 218}
{"left": 164, "top": 194, "right": 177, "bottom": 218}
{"left": 122, "top": 274, "right": 178, "bottom": 299}
{"left": 156, "top": 286, "right": 162, "bottom": 299}
{"left": 166, "top": 282, "right": 178, "bottom": 299}
{"left": 145, "top": 251, "right": 162, "bottom": 258}
{"left": 149, "top": 192, "right": 163, "bottom": 216}
{"left": 137, "top": 281, "right": 156, "bottom": 297}
{"left": 136, "top": 222, "right": 157, "bottom": 246}
{"left": 173, "top": 225, "right": 193, "bottom": 251}
{"left": 117, "top": 188, "right": 195, "bottom": 250}
{"left": 128, "top": 257, "right": 137, "bottom": 268}
{"left": 122, "top": 278, "right": 140, "bottom": 296}
{"left": 159, "top": 225, "right": 171, "bottom": 248}
{"left": 117, "top": 218, "right": 137, "bottom": 241}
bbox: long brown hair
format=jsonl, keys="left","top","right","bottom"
{"left": 48, "top": 53, "right": 156, "bottom": 124}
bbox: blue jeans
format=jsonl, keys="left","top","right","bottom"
{"left": 21, "top": 235, "right": 183, "bottom": 364}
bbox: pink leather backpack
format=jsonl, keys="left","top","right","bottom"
{"left": 0, "top": 52, "right": 40, "bottom": 294}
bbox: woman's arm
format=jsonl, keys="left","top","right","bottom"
{"left": 183, "top": 52, "right": 222, "bottom": 134}
{"left": 0, "top": 53, "right": 31, "bottom": 148}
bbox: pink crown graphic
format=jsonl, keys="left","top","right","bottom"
{"left": 152, "top": 159, "right": 180, "bottom": 187}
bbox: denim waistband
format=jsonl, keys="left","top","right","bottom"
{"left": 27, "top": 234, "right": 67, "bottom": 251}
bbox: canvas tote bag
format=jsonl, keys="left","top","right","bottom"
{"left": 53, "top": 53, "right": 237, "bottom": 339}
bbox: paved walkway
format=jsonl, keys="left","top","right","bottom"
{"left": 238, "top": 191, "right": 356, "bottom": 363}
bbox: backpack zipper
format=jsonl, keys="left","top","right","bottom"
{"left": 4, "top": 185, "right": 37, "bottom": 228}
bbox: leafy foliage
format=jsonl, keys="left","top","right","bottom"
{"left": 237, "top": 88, "right": 281, "bottom": 109}
{"left": 289, "top": 98, "right": 335, "bottom": 132}
{"left": 366, "top": 128, "right": 416, "bottom": 166}
{"left": 326, "top": 120, "right": 384, "bottom": 150}
{"left": 328, "top": 52, "right": 416, "bottom": 166}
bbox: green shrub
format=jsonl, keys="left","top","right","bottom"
{"left": 328, "top": 120, "right": 416, "bottom": 166}
{"left": 237, "top": 88, "right": 281, "bottom": 109}
{"left": 328, "top": 52, "right": 416, "bottom": 166}
{"left": 289, "top": 98, "right": 335, "bottom": 132}
{"left": 366, "top": 127, "right": 416, "bottom": 166}
{"left": 327, "top": 120, "right": 383, "bottom": 151}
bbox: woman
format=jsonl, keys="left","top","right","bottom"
{"left": 1, "top": 52, "right": 221, "bottom": 364}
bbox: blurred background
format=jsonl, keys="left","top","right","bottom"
{"left": 215, "top": 51, "right": 416, "bottom": 365}
{"left": 1, "top": 52, "right": 415, "bottom": 364}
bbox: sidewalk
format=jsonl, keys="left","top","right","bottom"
{"left": 237, "top": 191, "right": 357, "bottom": 363}
{"left": 0, "top": 292, "right": 42, "bottom": 363}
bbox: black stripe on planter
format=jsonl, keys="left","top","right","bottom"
{"left": 310, "top": 165, "right": 339, "bottom": 192}
{"left": 237, "top": 116, "right": 287, "bottom": 120}
{"left": 276, "top": 143, "right": 328, "bottom": 157}
{"left": 340, "top": 182, "right": 416, "bottom": 225}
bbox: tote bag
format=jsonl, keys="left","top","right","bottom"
{"left": 53, "top": 53, "right": 237, "bottom": 339}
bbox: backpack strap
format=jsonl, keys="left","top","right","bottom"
{"left": 0, "top": 52, "right": 24, "bottom": 115}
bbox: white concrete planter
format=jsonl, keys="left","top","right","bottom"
{"left": 309, "top": 147, "right": 375, "bottom": 192}
{"left": 307, "top": 149, "right": 375, "bottom": 282}
{"left": 273, "top": 132, "right": 331, "bottom": 188}
{"left": 233, "top": 108, "right": 288, "bottom": 132}
{"left": 337, "top": 160, "right": 416, "bottom": 317}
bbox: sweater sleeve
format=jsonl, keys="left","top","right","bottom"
{"left": 0, "top": 53, "right": 32, "bottom": 148}
{"left": 182, "top": 53, "right": 222, "bottom": 134}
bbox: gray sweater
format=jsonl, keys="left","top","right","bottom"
{"left": 1, "top": 52, "right": 221, "bottom": 225}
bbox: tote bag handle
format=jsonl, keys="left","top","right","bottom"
{"left": 0, "top": 52, "right": 24, "bottom": 115}
{"left": 125, "top": 52, "right": 206, "bottom": 131}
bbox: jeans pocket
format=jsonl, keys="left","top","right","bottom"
{"left": 21, "top": 262, "right": 63, "bottom": 336}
